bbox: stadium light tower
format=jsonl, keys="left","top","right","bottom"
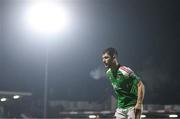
{"left": 25, "top": 1, "right": 68, "bottom": 35}
{"left": 24, "top": 1, "right": 69, "bottom": 118}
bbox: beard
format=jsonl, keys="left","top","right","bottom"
{"left": 104, "top": 63, "right": 111, "bottom": 68}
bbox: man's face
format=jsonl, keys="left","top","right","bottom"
{"left": 102, "top": 53, "right": 113, "bottom": 68}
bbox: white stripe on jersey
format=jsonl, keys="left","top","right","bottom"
{"left": 119, "top": 66, "right": 134, "bottom": 77}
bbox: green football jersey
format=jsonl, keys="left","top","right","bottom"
{"left": 106, "top": 66, "right": 140, "bottom": 109}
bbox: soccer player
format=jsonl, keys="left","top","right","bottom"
{"left": 102, "top": 48, "right": 145, "bottom": 119}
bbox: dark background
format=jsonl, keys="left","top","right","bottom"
{"left": 0, "top": 0, "right": 180, "bottom": 105}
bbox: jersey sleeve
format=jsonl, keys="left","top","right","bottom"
{"left": 119, "top": 66, "right": 140, "bottom": 81}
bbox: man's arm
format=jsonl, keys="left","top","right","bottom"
{"left": 137, "top": 80, "right": 145, "bottom": 105}
{"left": 135, "top": 80, "right": 145, "bottom": 119}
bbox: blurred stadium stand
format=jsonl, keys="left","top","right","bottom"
{"left": 0, "top": 91, "right": 32, "bottom": 118}
{"left": 1, "top": 92, "right": 180, "bottom": 118}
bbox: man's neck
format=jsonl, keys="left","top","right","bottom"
{"left": 111, "top": 63, "right": 120, "bottom": 72}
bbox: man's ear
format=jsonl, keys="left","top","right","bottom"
{"left": 112, "top": 55, "right": 116, "bottom": 59}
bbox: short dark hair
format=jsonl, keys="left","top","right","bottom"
{"left": 103, "top": 47, "right": 118, "bottom": 57}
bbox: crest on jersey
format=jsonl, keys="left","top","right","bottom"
{"left": 116, "top": 74, "right": 122, "bottom": 79}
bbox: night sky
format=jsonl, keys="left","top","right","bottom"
{"left": 0, "top": 0, "right": 180, "bottom": 104}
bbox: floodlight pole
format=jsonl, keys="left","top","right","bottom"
{"left": 43, "top": 42, "right": 49, "bottom": 118}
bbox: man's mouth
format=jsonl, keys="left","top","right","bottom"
{"left": 104, "top": 63, "right": 109, "bottom": 67}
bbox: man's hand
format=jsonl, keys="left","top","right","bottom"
{"left": 134, "top": 103, "right": 142, "bottom": 119}
{"left": 135, "top": 103, "right": 142, "bottom": 110}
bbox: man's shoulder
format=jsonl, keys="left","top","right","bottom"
{"left": 118, "top": 66, "right": 134, "bottom": 77}
{"left": 119, "top": 66, "right": 141, "bottom": 80}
